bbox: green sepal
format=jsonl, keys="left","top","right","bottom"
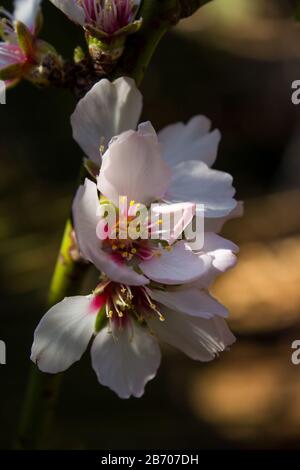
{"left": 114, "top": 18, "right": 143, "bottom": 37}
{"left": 87, "top": 34, "right": 126, "bottom": 63}
{"left": 84, "top": 25, "right": 109, "bottom": 40}
{"left": 0, "top": 63, "right": 24, "bottom": 81}
{"left": 94, "top": 305, "right": 108, "bottom": 333}
{"left": 15, "top": 21, "right": 34, "bottom": 57}
{"left": 85, "top": 18, "right": 143, "bottom": 41}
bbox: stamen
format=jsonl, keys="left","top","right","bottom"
{"left": 150, "top": 303, "right": 165, "bottom": 322}
{"left": 142, "top": 288, "right": 165, "bottom": 322}
{"left": 126, "top": 285, "right": 133, "bottom": 299}
{"left": 106, "top": 302, "right": 113, "bottom": 318}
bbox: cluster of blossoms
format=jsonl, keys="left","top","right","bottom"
{"left": 2, "top": 0, "right": 242, "bottom": 400}
{"left": 0, "top": 0, "right": 141, "bottom": 88}
{"left": 31, "top": 77, "right": 242, "bottom": 399}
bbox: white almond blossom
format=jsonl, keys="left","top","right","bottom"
{"left": 71, "top": 76, "right": 240, "bottom": 221}
{"left": 70, "top": 77, "right": 240, "bottom": 287}
{"left": 31, "top": 280, "right": 235, "bottom": 398}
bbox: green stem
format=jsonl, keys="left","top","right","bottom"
{"left": 114, "top": 0, "right": 213, "bottom": 84}
{"left": 15, "top": 0, "right": 211, "bottom": 450}
{"left": 14, "top": 220, "right": 89, "bottom": 449}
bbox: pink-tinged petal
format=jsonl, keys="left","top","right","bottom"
{"left": 204, "top": 201, "right": 244, "bottom": 232}
{"left": 139, "top": 240, "right": 212, "bottom": 285}
{"left": 73, "top": 178, "right": 148, "bottom": 285}
{"left": 168, "top": 160, "right": 237, "bottom": 218}
{"left": 147, "top": 308, "right": 235, "bottom": 362}
{"left": 150, "top": 288, "right": 228, "bottom": 319}
{"left": 14, "top": 0, "right": 42, "bottom": 31}
{"left": 159, "top": 115, "right": 221, "bottom": 168}
{"left": 150, "top": 202, "right": 195, "bottom": 244}
{"left": 49, "top": 0, "right": 85, "bottom": 26}
{"left": 98, "top": 122, "right": 171, "bottom": 206}
{"left": 91, "top": 318, "right": 161, "bottom": 398}
{"left": 71, "top": 77, "right": 142, "bottom": 164}
{"left": 31, "top": 295, "right": 96, "bottom": 373}
{"left": 201, "top": 232, "right": 239, "bottom": 272}
{"left": 0, "top": 43, "right": 25, "bottom": 68}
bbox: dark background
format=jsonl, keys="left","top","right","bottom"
{"left": 1, "top": 0, "right": 300, "bottom": 449}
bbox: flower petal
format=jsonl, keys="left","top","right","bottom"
{"left": 168, "top": 160, "right": 237, "bottom": 218}
{"left": 71, "top": 77, "right": 142, "bottom": 164}
{"left": 0, "top": 43, "right": 25, "bottom": 69}
{"left": 150, "top": 288, "right": 228, "bottom": 319}
{"left": 98, "top": 122, "right": 171, "bottom": 206}
{"left": 201, "top": 232, "right": 239, "bottom": 272}
{"left": 73, "top": 178, "right": 148, "bottom": 285}
{"left": 148, "top": 308, "right": 235, "bottom": 362}
{"left": 14, "top": 0, "right": 41, "bottom": 31}
{"left": 91, "top": 318, "right": 161, "bottom": 398}
{"left": 139, "top": 241, "right": 212, "bottom": 285}
{"left": 159, "top": 115, "right": 221, "bottom": 168}
{"left": 49, "top": 0, "right": 85, "bottom": 26}
{"left": 150, "top": 202, "right": 195, "bottom": 244}
{"left": 31, "top": 295, "right": 96, "bottom": 373}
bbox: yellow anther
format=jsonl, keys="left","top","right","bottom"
{"left": 131, "top": 248, "right": 137, "bottom": 254}
{"left": 112, "top": 244, "right": 118, "bottom": 250}
{"left": 150, "top": 303, "right": 165, "bottom": 322}
{"left": 130, "top": 200, "right": 135, "bottom": 206}
{"left": 120, "top": 243, "right": 126, "bottom": 249}
{"left": 165, "top": 245, "right": 173, "bottom": 252}
{"left": 157, "top": 219, "right": 163, "bottom": 225}
{"left": 122, "top": 251, "right": 128, "bottom": 258}
{"left": 108, "top": 310, "right": 114, "bottom": 318}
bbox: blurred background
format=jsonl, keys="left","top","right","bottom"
{"left": 1, "top": 0, "right": 300, "bottom": 449}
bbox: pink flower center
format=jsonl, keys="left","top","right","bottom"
{"left": 80, "top": 0, "right": 136, "bottom": 34}
{"left": 93, "top": 282, "right": 165, "bottom": 323}
{"left": 96, "top": 200, "right": 166, "bottom": 265}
